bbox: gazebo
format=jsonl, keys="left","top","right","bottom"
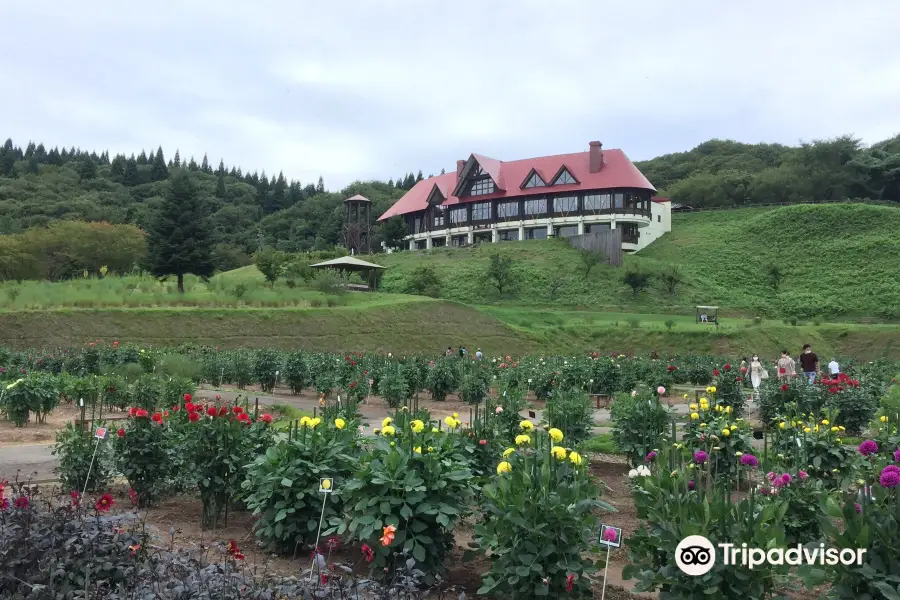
{"left": 696, "top": 306, "right": 718, "bottom": 324}
{"left": 309, "top": 256, "right": 387, "bottom": 291}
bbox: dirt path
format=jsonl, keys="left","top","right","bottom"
{"left": 0, "top": 442, "right": 56, "bottom": 483}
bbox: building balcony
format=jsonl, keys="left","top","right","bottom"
{"left": 404, "top": 210, "right": 652, "bottom": 238}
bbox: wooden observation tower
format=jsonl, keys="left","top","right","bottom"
{"left": 343, "top": 194, "right": 372, "bottom": 255}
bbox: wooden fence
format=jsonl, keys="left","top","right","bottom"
{"left": 565, "top": 229, "right": 623, "bottom": 267}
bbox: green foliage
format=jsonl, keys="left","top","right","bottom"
{"left": 1, "top": 374, "right": 59, "bottom": 426}
{"left": 332, "top": 431, "right": 473, "bottom": 582}
{"left": 114, "top": 412, "right": 170, "bottom": 507}
{"left": 610, "top": 389, "right": 673, "bottom": 466}
{"left": 242, "top": 419, "right": 358, "bottom": 553}
{"left": 253, "top": 347, "right": 281, "bottom": 393}
{"left": 311, "top": 269, "right": 348, "bottom": 295}
{"left": 377, "top": 363, "right": 410, "bottom": 408}
{"left": 624, "top": 461, "right": 791, "bottom": 599}
{"left": 623, "top": 267, "right": 651, "bottom": 296}
{"left": 805, "top": 490, "right": 900, "bottom": 599}
{"left": 543, "top": 387, "right": 594, "bottom": 446}
{"left": 474, "top": 428, "right": 608, "bottom": 598}
{"left": 485, "top": 253, "right": 515, "bottom": 297}
{"left": 147, "top": 170, "right": 215, "bottom": 292}
{"left": 254, "top": 248, "right": 289, "bottom": 284}
{"left": 405, "top": 265, "right": 441, "bottom": 297}
{"left": 425, "top": 357, "right": 459, "bottom": 401}
{"left": 0, "top": 221, "right": 146, "bottom": 282}
{"left": 579, "top": 249, "right": 602, "bottom": 277}
{"left": 52, "top": 423, "right": 114, "bottom": 493}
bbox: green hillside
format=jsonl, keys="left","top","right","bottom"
{"left": 378, "top": 203, "right": 900, "bottom": 321}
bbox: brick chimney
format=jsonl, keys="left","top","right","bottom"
{"left": 589, "top": 141, "right": 603, "bottom": 173}
{"left": 456, "top": 159, "right": 466, "bottom": 183}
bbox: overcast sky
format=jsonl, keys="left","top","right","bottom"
{"left": 2, "top": 0, "right": 899, "bottom": 190}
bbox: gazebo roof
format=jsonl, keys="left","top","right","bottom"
{"left": 344, "top": 194, "right": 371, "bottom": 203}
{"left": 309, "top": 256, "right": 386, "bottom": 271}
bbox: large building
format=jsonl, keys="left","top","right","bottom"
{"left": 378, "top": 141, "right": 671, "bottom": 252}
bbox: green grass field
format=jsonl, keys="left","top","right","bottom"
{"left": 378, "top": 203, "right": 900, "bottom": 321}
{"left": 2, "top": 203, "right": 900, "bottom": 357}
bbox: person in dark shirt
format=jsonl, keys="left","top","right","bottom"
{"left": 799, "top": 344, "right": 819, "bottom": 384}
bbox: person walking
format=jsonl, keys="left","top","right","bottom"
{"left": 748, "top": 354, "right": 765, "bottom": 400}
{"left": 799, "top": 344, "right": 819, "bottom": 384}
{"left": 475, "top": 348, "right": 483, "bottom": 360}
{"left": 827, "top": 357, "right": 840, "bottom": 379}
{"left": 777, "top": 350, "right": 796, "bottom": 380}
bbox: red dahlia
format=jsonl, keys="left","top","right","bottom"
{"left": 95, "top": 493, "right": 114, "bottom": 512}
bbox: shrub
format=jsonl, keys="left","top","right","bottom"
{"left": 114, "top": 409, "right": 171, "bottom": 507}
{"left": 425, "top": 358, "right": 459, "bottom": 402}
{"left": 242, "top": 416, "right": 358, "bottom": 553}
{"left": 377, "top": 363, "right": 410, "bottom": 408}
{"left": 253, "top": 347, "right": 281, "bottom": 393}
{"left": 611, "top": 389, "right": 672, "bottom": 466}
{"left": 2, "top": 373, "right": 60, "bottom": 426}
{"left": 282, "top": 351, "right": 309, "bottom": 394}
{"left": 623, "top": 267, "right": 651, "bottom": 295}
{"left": 191, "top": 403, "right": 272, "bottom": 527}
{"left": 543, "top": 387, "right": 594, "bottom": 446}
{"left": 52, "top": 423, "right": 114, "bottom": 493}
{"left": 474, "top": 425, "right": 609, "bottom": 598}
{"left": 332, "top": 423, "right": 473, "bottom": 582}
{"left": 805, "top": 480, "right": 900, "bottom": 598}
{"left": 312, "top": 269, "right": 347, "bottom": 295}
{"left": 624, "top": 451, "right": 789, "bottom": 598}
{"left": 459, "top": 368, "right": 489, "bottom": 405}
{"left": 406, "top": 265, "right": 442, "bottom": 297}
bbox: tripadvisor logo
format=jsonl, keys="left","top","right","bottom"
{"left": 675, "top": 535, "right": 866, "bottom": 576}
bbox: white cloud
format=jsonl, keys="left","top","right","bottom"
{"left": 1, "top": 0, "right": 899, "bottom": 188}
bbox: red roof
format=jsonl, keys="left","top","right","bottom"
{"left": 379, "top": 148, "right": 656, "bottom": 220}
{"left": 652, "top": 196, "right": 670, "bottom": 203}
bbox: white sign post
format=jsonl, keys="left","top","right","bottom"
{"left": 309, "top": 477, "right": 334, "bottom": 582}
{"left": 597, "top": 525, "right": 623, "bottom": 600}
{"left": 81, "top": 426, "right": 108, "bottom": 500}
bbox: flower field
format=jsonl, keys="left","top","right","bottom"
{"left": 1, "top": 343, "right": 900, "bottom": 598}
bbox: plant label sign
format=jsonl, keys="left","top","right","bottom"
{"left": 319, "top": 478, "right": 334, "bottom": 494}
{"left": 598, "top": 524, "right": 623, "bottom": 548}
{"left": 528, "top": 410, "right": 536, "bottom": 419}
{"left": 94, "top": 427, "right": 108, "bottom": 440}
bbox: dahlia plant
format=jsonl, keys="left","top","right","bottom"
{"left": 331, "top": 417, "right": 472, "bottom": 583}
{"left": 474, "top": 422, "right": 608, "bottom": 599}
{"left": 625, "top": 447, "right": 790, "bottom": 599}
{"left": 682, "top": 397, "right": 754, "bottom": 478}
{"left": 611, "top": 388, "right": 673, "bottom": 467}
{"left": 243, "top": 415, "right": 358, "bottom": 553}
{"left": 114, "top": 407, "right": 171, "bottom": 507}
{"left": 804, "top": 463, "right": 900, "bottom": 599}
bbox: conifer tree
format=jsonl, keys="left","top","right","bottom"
{"left": 173, "top": 150, "right": 181, "bottom": 168}
{"left": 316, "top": 176, "right": 325, "bottom": 193}
{"left": 217, "top": 159, "right": 225, "bottom": 176}
{"left": 150, "top": 146, "right": 169, "bottom": 181}
{"left": 147, "top": 170, "right": 214, "bottom": 293}
{"left": 137, "top": 150, "right": 148, "bottom": 165}
{"left": 215, "top": 170, "right": 227, "bottom": 199}
{"left": 188, "top": 156, "right": 198, "bottom": 171}
{"left": 416, "top": 170, "right": 424, "bottom": 182}
{"left": 201, "top": 153, "right": 211, "bottom": 173}
{"left": 123, "top": 157, "right": 140, "bottom": 186}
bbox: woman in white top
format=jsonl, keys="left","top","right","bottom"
{"left": 748, "top": 354, "right": 764, "bottom": 395}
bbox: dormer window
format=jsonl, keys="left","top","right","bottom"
{"left": 467, "top": 177, "right": 495, "bottom": 196}
{"left": 521, "top": 169, "right": 546, "bottom": 189}
{"left": 552, "top": 168, "right": 577, "bottom": 185}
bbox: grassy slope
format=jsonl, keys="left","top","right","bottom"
{"left": 0, "top": 301, "right": 536, "bottom": 355}
{"left": 3, "top": 203, "right": 900, "bottom": 357}
{"left": 377, "top": 203, "right": 900, "bottom": 321}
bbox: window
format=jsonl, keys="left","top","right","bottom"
{"left": 471, "top": 201, "right": 492, "bottom": 221}
{"left": 614, "top": 193, "right": 624, "bottom": 210}
{"left": 522, "top": 171, "right": 545, "bottom": 188}
{"left": 658, "top": 215, "right": 661, "bottom": 222}
{"left": 432, "top": 237, "right": 446, "bottom": 247}
{"left": 450, "top": 207, "right": 467, "bottom": 224}
{"left": 467, "top": 177, "right": 495, "bottom": 196}
{"left": 524, "top": 227, "right": 548, "bottom": 240}
{"left": 524, "top": 198, "right": 547, "bottom": 216}
{"left": 555, "top": 225, "right": 578, "bottom": 238}
{"left": 587, "top": 223, "right": 610, "bottom": 233}
{"left": 553, "top": 196, "right": 578, "bottom": 213}
{"left": 498, "top": 201, "right": 519, "bottom": 218}
{"left": 413, "top": 217, "right": 424, "bottom": 234}
{"left": 451, "top": 235, "right": 467, "bottom": 247}
{"left": 553, "top": 168, "right": 577, "bottom": 185}
{"left": 499, "top": 229, "right": 519, "bottom": 241}
{"left": 473, "top": 232, "right": 491, "bottom": 243}
{"left": 433, "top": 214, "right": 445, "bottom": 228}
{"left": 583, "top": 193, "right": 611, "bottom": 211}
